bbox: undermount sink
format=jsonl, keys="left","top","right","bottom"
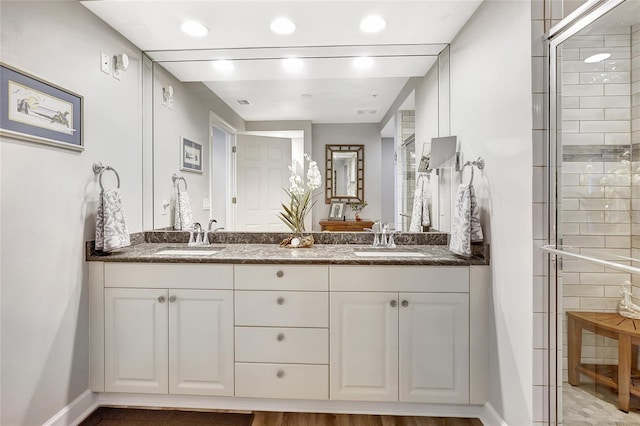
{"left": 353, "top": 251, "right": 426, "bottom": 258}
{"left": 153, "top": 248, "right": 222, "bottom": 256}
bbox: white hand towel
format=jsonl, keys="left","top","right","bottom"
{"left": 95, "top": 188, "right": 131, "bottom": 252}
{"left": 409, "top": 173, "right": 431, "bottom": 232}
{"left": 449, "top": 183, "right": 483, "bottom": 257}
{"left": 174, "top": 189, "right": 193, "bottom": 230}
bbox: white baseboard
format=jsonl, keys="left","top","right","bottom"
{"left": 43, "top": 390, "right": 99, "bottom": 426}
{"left": 97, "top": 393, "right": 486, "bottom": 418}
{"left": 44, "top": 391, "right": 501, "bottom": 426}
{"left": 479, "top": 402, "right": 507, "bottom": 426}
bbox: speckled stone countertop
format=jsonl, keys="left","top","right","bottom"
{"left": 86, "top": 241, "right": 488, "bottom": 266}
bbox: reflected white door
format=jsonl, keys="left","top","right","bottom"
{"left": 236, "top": 135, "right": 291, "bottom": 231}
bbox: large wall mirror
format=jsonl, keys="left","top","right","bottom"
{"left": 325, "top": 145, "right": 364, "bottom": 203}
{"left": 102, "top": 2, "right": 464, "bottom": 233}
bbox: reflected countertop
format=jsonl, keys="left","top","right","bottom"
{"left": 86, "top": 242, "right": 489, "bottom": 266}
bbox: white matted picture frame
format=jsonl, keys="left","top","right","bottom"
{"left": 181, "top": 136, "right": 203, "bottom": 173}
{"left": 328, "top": 201, "right": 346, "bottom": 220}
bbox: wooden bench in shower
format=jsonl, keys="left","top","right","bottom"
{"left": 567, "top": 311, "right": 640, "bottom": 412}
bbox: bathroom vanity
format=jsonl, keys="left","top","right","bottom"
{"left": 86, "top": 237, "right": 490, "bottom": 417}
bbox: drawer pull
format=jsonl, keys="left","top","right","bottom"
{"left": 390, "top": 300, "right": 397, "bottom": 308}
{"left": 276, "top": 270, "right": 284, "bottom": 278}
{"left": 158, "top": 295, "right": 166, "bottom": 303}
{"left": 401, "top": 300, "right": 409, "bottom": 308}
{"left": 277, "top": 297, "right": 285, "bottom": 305}
{"left": 276, "top": 369, "right": 285, "bottom": 379}
{"left": 169, "top": 295, "right": 177, "bottom": 303}
{"left": 277, "top": 333, "right": 285, "bottom": 342}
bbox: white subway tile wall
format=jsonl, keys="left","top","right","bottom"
{"left": 396, "top": 111, "right": 416, "bottom": 231}
{"left": 560, "top": 24, "right": 638, "bottom": 397}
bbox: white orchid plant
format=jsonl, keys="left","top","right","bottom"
{"left": 278, "top": 154, "right": 322, "bottom": 234}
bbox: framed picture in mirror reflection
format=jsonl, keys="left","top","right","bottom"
{"left": 328, "top": 201, "right": 346, "bottom": 220}
{"left": 181, "top": 136, "right": 203, "bottom": 173}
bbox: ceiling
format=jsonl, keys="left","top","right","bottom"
{"left": 81, "top": 1, "right": 482, "bottom": 126}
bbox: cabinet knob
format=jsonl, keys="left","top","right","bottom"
{"left": 277, "top": 297, "right": 285, "bottom": 305}
{"left": 390, "top": 300, "right": 397, "bottom": 308}
{"left": 276, "top": 270, "right": 284, "bottom": 278}
{"left": 401, "top": 300, "right": 409, "bottom": 308}
{"left": 169, "top": 295, "right": 177, "bottom": 303}
{"left": 277, "top": 333, "right": 285, "bottom": 342}
{"left": 276, "top": 369, "right": 285, "bottom": 379}
{"left": 157, "top": 295, "right": 166, "bottom": 303}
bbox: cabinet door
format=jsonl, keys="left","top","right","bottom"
{"left": 399, "top": 292, "right": 469, "bottom": 403}
{"left": 104, "top": 288, "right": 168, "bottom": 393}
{"left": 330, "top": 292, "right": 398, "bottom": 401}
{"left": 169, "top": 289, "right": 234, "bottom": 396}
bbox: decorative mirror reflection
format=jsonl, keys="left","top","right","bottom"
{"left": 325, "top": 144, "right": 364, "bottom": 203}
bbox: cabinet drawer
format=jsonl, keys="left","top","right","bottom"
{"left": 104, "top": 263, "right": 233, "bottom": 289}
{"left": 235, "top": 265, "right": 328, "bottom": 291}
{"left": 330, "top": 265, "right": 469, "bottom": 292}
{"left": 235, "top": 327, "right": 328, "bottom": 364}
{"left": 235, "top": 291, "right": 328, "bottom": 327}
{"left": 235, "top": 363, "right": 328, "bottom": 400}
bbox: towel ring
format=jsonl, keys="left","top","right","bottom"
{"left": 461, "top": 162, "right": 475, "bottom": 185}
{"left": 172, "top": 173, "right": 188, "bottom": 191}
{"left": 460, "top": 156, "right": 485, "bottom": 185}
{"left": 93, "top": 162, "right": 120, "bottom": 190}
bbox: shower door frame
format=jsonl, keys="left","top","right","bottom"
{"left": 545, "top": 0, "right": 628, "bottom": 423}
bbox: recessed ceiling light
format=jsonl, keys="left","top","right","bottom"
{"left": 270, "top": 17, "right": 296, "bottom": 35}
{"left": 212, "top": 60, "right": 234, "bottom": 73}
{"left": 283, "top": 57, "right": 304, "bottom": 72}
{"left": 180, "top": 21, "right": 209, "bottom": 37}
{"left": 360, "top": 15, "right": 386, "bottom": 33}
{"left": 353, "top": 56, "right": 374, "bottom": 70}
{"left": 584, "top": 53, "right": 611, "bottom": 63}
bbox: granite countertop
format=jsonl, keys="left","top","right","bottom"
{"left": 86, "top": 242, "right": 488, "bottom": 266}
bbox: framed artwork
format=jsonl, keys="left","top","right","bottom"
{"left": 328, "top": 201, "right": 346, "bottom": 220}
{"left": 0, "top": 63, "right": 83, "bottom": 151}
{"left": 181, "top": 136, "right": 203, "bottom": 173}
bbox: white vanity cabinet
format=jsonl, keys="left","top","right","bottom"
{"left": 89, "top": 259, "right": 489, "bottom": 412}
{"left": 234, "top": 264, "right": 330, "bottom": 400}
{"left": 329, "top": 266, "right": 470, "bottom": 404}
{"left": 92, "top": 263, "right": 235, "bottom": 396}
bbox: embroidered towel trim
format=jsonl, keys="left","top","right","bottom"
{"left": 174, "top": 188, "right": 193, "bottom": 231}
{"left": 409, "top": 173, "right": 431, "bottom": 232}
{"left": 449, "top": 183, "right": 483, "bottom": 257}
{"left": 95, "top": 188, "right": 131, "bottom": 252}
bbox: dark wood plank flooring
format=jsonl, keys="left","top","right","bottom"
{"left": 81, "top": 408, "right": 483, "bottom": 426}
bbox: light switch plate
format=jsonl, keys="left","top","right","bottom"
{"left": 203, "top": 198, "right": 211, "bottom": 210}
{"left": 100, "top": 52, "right": 110, "bottom": 74}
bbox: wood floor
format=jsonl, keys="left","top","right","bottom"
{"left": 81, "top": 408, "right": 483, "bottom": 426}
{"left": 251, "top": 412, "right": 483, "bottom": 426}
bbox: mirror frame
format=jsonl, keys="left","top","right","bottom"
{"left": 325, "top": 144, "right": 364, "bottom": 204}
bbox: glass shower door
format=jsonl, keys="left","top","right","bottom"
{"left": 548, "top": 1, "right": 640, "bottom": 423}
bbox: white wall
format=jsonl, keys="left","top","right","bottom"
{"left": 449, "top": 1, "right": 533, "bottom": 424}
{"left": 153, "top": 65, "right": 246, "bottom": 229}
{"left": 312, "top": 124, "right": 382, "bottom": 228}
{"left": 0, "top": 2, "right": 143, "bottom": 424}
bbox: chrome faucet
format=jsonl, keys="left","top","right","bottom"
{"left": 208, "top": 219, "right": 218, "bottom": 230}
{"left": 368, "top": 220, "right": 396, "bottom": 248}
{"left": 189, "top": 222, "right": 205, "bottom": 246}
